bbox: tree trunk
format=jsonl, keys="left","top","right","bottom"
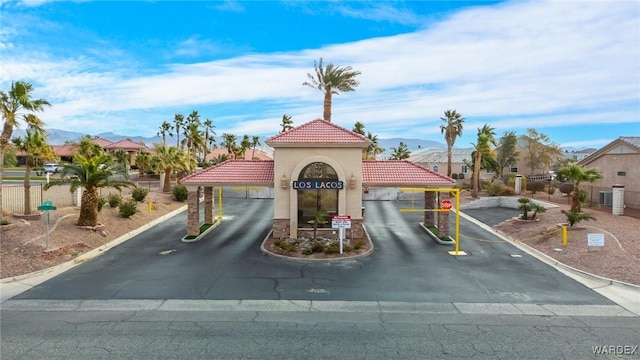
{"left": 77, "top": 189, "right": 99, "bottom": 226}
{"left": 447, "top": 143, "right": 452, "bottom": 177}
{"left": 163, "top": 169, "right": 172, "bottom": 193}
{"left": 0, "top": 147, "right": 5, "bottom": 222}
{"left": 23, "top": 165, "right": 32, "bottom": 214}
{"left": 323, "top": 91, "right": 332, "bottom": 122}
{"left": 571, "top": 185, "right": 581, "bottom": 212}
{"left": 472, "top": 152, "right": 481, "bottom": 198}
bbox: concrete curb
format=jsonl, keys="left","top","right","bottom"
{"left": 0, "top": 205, "right": 188, "bottom": 303}
{"left": 455, "top": 209, "right": 640, "bottom": 315}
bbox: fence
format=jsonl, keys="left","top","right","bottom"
{"left": 2, "top": 183, "right": 80, "bottom": 214}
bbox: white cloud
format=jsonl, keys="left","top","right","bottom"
{"left": 0, "top": 0, "right": 637, "bottom": 148}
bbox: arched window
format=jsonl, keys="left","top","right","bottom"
{"left": 297, "top": 162, "right": 339, "bottom": 228}
{"left": 433, "top": 165, "right": 439, "bottom": 173}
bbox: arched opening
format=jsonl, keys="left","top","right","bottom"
{"left": 297, "top": 162, "right": 339, "bottom": 228}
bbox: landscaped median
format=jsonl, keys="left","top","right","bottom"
{"left": 180, "top": 221, "right": 221, "bottom": 243}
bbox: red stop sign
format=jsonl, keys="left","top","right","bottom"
{"left": 440, "top": 199, "right": 452, "bottom": 210}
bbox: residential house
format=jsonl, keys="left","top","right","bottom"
{"left": 409, "top": 148, "right": 494, "bottom": 181}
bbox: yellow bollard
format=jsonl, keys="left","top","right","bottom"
{"left": 562, "top": 225, "right": 567, "bottom": 246}
{"left": 148, "top": 201, "right": 153, "bottom": 213}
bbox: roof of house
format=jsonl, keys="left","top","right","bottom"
{"left": 409, "top": 148, "right": 472, "bottom": 164}
{"left": 205, "top": 148, "right": 272, "bottom": 161}
{"left": 181, "top": 160, "right": 454, "bottom": 187}
{"left": 181, "top": 160, "right": 275, "bottom": 186}
{"left": 104, "top": 138, "right": 147, "bottom": 150}
{"left": 362, "top": 160, "right": 455, "bottom": 186}
{"left": 578, "top": 136, "right": 640, "bottom": 166}
{"left": 266, "top": 119, "right": 370, "bottom": 148}
{"left": 52, "top": 144, "right": 77, "bottom": 157}
{"left": 91, "top": 137, "right": 113, "bottom": 147}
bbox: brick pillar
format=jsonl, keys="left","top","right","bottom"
{"left": 424, "top": 191, "right": 435, "bottom": 227}
{"left": 204, "top": 186, "right": 214, "bottom": 224}
{"left": 438, "top": 195, "right": 450, "bottom": 239}
{"left": 187, "top": 187, "right": 200, "bottom": 237}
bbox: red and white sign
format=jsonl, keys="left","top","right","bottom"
{"left": 440, "top": 199, "right": 452, "bottom": 210}
{"left": 331, "top": 215, "right": 352, "bottom": 229}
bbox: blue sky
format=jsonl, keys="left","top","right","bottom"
{"left": 1, "top": 0, "right": 638, "bottom": 150}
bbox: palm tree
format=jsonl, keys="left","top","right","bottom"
{"left": 366, "top": 132, "right": 384, "bottom": 160}
{"left": 173, "top": 114, "right": 185, "bottom": 149}
{"left": 251, "top": 135, "right": 261, "bottom": 160}
{"left": 157, "top": 121, "right": 174, "bottom": 147}
{"left": 439, "top": 110, "right": 465, "bottom": 177}
{"left": 302, "top": 58, "right": 361, "bottom": 122}
{"left": 352, "top": 121, "right": 365, "bottom": 136}
{"left": 76, "top": 135, "right": 104, "bottom": 158}
{"left": 12, "top": 126, "right": 56, "bottom": 214}
{"left": 557, "top": 163, "right": 603, "bottom": 212}
{"left": 280, "top": 114, "right": 293, "bottom": 133}
{"left": 221, "top": 133, "right": 237, "bottom": 159}
{"left": 471, "top": 124, "right": 496, "bottom": 198}
{"left": 153, "top": 145, "right": 183, "bottom": 193}
{"left": 240, "top": 135, "right": 251, "bottom": 159}
{"left": 202, "top": 118, "right": 216, "bottom": 157}
{"left": 135, "top": 151, "right": 152, "bottom": 176}
{"left": 113, "top": 149, "right": 129, "bottom": 172}
{"left": 390, "top": 142, "right": 411, "bottom": 160}
{"left": 44, "top": 154, "right": 133, "bottom": 226}
{"left": 1, "top": 81, "right": 51, "bottom": 222}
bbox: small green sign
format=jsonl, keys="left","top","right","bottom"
{"left": 38, "top": 201, "right": 57, "bottom": 211}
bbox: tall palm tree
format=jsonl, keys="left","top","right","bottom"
{"left": 471, "top": 124, "right": 496, "bottom": 198}
{"left": 12, "top": 126, "right": 56, "bottom": 214}
{"left": 135, "top": 151, "right": 152, "bottom": 176}
{"left": 153, "top": 145, "right": 183, "bottom": 193}
{"left": 352, "top": 121, "right": 365, "bottom": 135}
{"left": 251, "top": 135, "right": 261, "bottom": 160}
{"left": 202, "top": 118, "right": 216, "bottom": 157}
{"left": 280, "top": 114, "right": 293, "bottom": 133}
{"left": 221, "top": 133, "right": 237, "bottom": 159}
{"left": 439, "top": 110, "right": 465, "bottom": 177}
{"left": 240, "top": 135, "right": 251, "bottom": 159}
{"left": 75, "top": 135, "right": 104, "bottom": 158}
{"left": 302, "top": 58, "right": 361, "bottom": 122}
{"left": 1, "top": 81, "right": 51, "bottom": 222}
{"left": 390, "top": 142, "right": 411, "bottom": 160}
{"left": 113, "top": 148, "right": 129, "bottom": 172}
{"left": 365, "top": 132, "right": 384, "bottom": 160}
{"left": 44, "top": 154, "right": 133, "bottom": 226}
{"left": 173, "top": 114, "right": 185, "bottom": 149}
{"left": 557, "top": 163, "right": 603, "bottom": 212}
{"left": 157, "top": 121, "right": 174, "bottom": 147}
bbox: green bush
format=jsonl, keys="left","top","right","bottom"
{"left": 118, "top": 200, "right": 138, "bottom": 218}
{"left": 451, "top": 173, "right": 458, "bottom": 180}
{"left": 561, "top": 209, "right": 596, "bottom": 227}
{"left": 484, "top": 182, "right": 503, "bottom": 196}
{"left": 559, "top": 183, "right": 574, "bottom": 195}
{"left": 172, "top": 184, "right": 188, "bottom": 202}
{"left": 500, "top": 186, "right": 516, "bottom": 196}
{"left": 324, "top": 241, "right": 340, "bottom": 254}
{"left": 311, "top": 241, "right": 325, "bottom": 253}
{"left": 459, "top": 181, "right": 471, "bottom": 190}
{"left": 1, "top": 218, "right": 9, "bottom": 226}
{"left": 107, "top": 193, "right": 122, "bottom": 208}
{"left": 528, "top": 181, "right": 546, "bottom": 194}
{"left": 97, "top": 197, "right": 106, "bottom": 212}
{"left": 457, "top": 173, "right": 465, "bottom": 180}
{"left": 131, "top": 187, "right": 149, "bottom": 202}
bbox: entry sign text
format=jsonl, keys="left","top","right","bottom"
{"left": 292, "top": 180, "right": 344, "bottom": 190}
{"left": 587, "top": 233, "right": 605, "bottom": 247}
{"left": 331, "top": 215, "right": 351, "bottom": 229}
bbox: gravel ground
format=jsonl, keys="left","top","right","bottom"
{"left": 2, "top": 190, "right": 639, "bottom": 286}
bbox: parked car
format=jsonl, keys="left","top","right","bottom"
{"left": 43, "top": 163, "right": 62, "bottom": 174}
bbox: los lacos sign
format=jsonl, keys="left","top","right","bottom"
{"left": 292, "top": 180, "right": 344, "bottom": 190}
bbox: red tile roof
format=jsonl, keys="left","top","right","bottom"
{"left": 362, "top": 160, "right": 455, "bottom": 186}
{"left": 52, "top": 144, "right": 77, "bottom": 157}
{"left": 91, "top": 137, "right": 113, "bottom": 147}
{"left": 205, "top": 148, "right": 272, "bottom": 161}
{"left": 105, "top": 139, "right": 147, "bottom": 150}
{"left": 181, "top": 160, "right": 275, "bottom": 186}
{"left": 266, "top": 119, "right": 370, "bottom": 147}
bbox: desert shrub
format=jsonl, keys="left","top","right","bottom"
{"left": 484, "top": 182, "right": 503, "bottom": 196}
{"left": 324, "top": 241, "right": 340, "bottom": 254}
{"left": 352, "top": 239, "right": 366, "bottom": 250}
{"left": 457, "top": 173, "right": 465, "bottom": 180}
{"left": 118, "top": 200, "right": 138, "bottom": 218}
{"left": 1, "top": 218, "right": 8, "bottom": 226}
{"left": 559, "top": 183, "right": 573, "bottom": 195}
{"left": 561, "top": 209, "right": 596, "bottom": 227}
{"left": 97, "top": 197, "right": 107, "bottom": 212}
{"left": 311, "top": 241, "right": 325, "bottom": 253}
{"left": 459, "top": 181, "right": 471, "bottom": 190}
{"left": 451, "top": 173, "right": 458, "bottom": 180}
{"left": 172, "top": 184, "right": 188, "bottom": 202}
{"left": 131, "top": 187, "right": 149, "bottom": 202}
{"left": 502, "top": 173, "right": 516, "bottom": 185}
{"left": 517, "top": 197, "right": 547, "bottom": 220}
{"left": 528, "top": 181, "right": 546, "bottom": 194}
{"left": 107, "top": 193, "right": 122, "bottom": 208}
{"left": 500, "top": 186, "right": 516, "bottom": 196}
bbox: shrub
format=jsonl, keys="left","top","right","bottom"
{"left": 107, "top": 193, "right": 122, "bottom": 208}
{"left": 500, "top": 186, "right": 516, "bottom": 196}
{"left": 559, "top": 183, "right": 573, "bottom": 195}
{"left": 502, "top": 173, "right": 516, "bottom": 185}
{"left": 457, "top": 173, "right": 465, "bottom": 180}
{"left": 1, "top": 218, "right": 9, "bottom": 226}
{"left": 131, "top": 187, "right": 149, "bottom": 202}
{"left": 561, "top": 209, "right": 596, "bottom": 227}
{"left": 118, "top": 200, "right": 138, "bottom": 218}
{"left": 451, "top": 173, "right": 458, "bottom": 180}
{"left": 459, "top": 181, "right": 471, "bottom": 190}
{"left": 311, "top": 241, "right": 325, "bottom": 253}
{"left": 97, "top": 197, "right": 106, "bottom": 212}
{"left": 324, "top": 241, "right": 340, "bottom": 254}
{"left": 528, "top": 181, "right": 546, "bottom": 194}
{"left": 517, "top": 197, "right": 547, "bottom": 220}
{"left": 484, "top": 182, "right": 504, "bottom": 197}
{"left": 173, "top": 184, "right": 188, "bottom": 202}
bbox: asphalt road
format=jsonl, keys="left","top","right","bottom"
{"left": 13, "top": 198, "right": 611, "bottom": 305}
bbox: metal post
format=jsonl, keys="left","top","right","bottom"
{"left": 45, "top": 211, "right": 50, "bottom": 250}
{"left": 562, "top": 225, "right": 567, "bottom": 246}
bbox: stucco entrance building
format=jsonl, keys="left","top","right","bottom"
{"left": 181, "top": 119, "right": 455, "bottom": 240}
